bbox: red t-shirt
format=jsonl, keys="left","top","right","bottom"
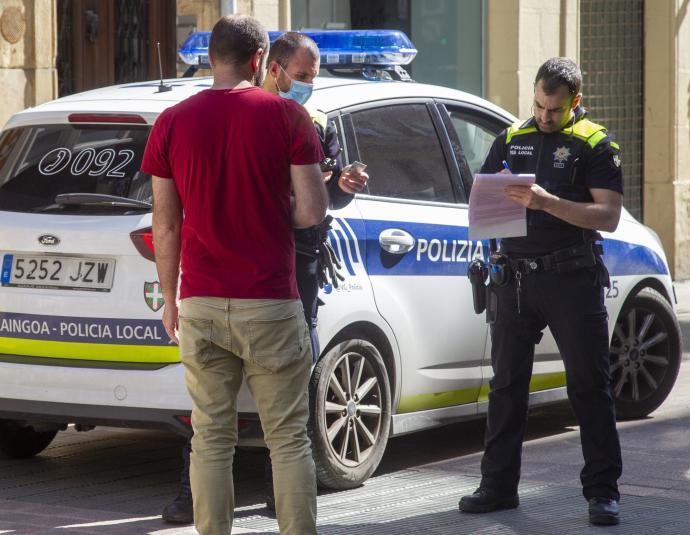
{"left": 141, "top": 86, "right": 323, "bottom": 300}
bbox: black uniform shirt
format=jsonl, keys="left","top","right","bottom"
{"left": 480, "top": 107, "right": 623, "bottom": 256}
{"left": 294, "top": 118, "right": 352, "bottom": 247}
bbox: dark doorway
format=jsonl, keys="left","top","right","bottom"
{"left": 349, "top": 0, "right": 411, "bottom": 34}
{"left": 57, "top": 0, "right": 177, "bottom": 97}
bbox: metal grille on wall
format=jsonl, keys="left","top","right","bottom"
{"left": 580, "top": 0, "right": 644, "bottom": 219}
{"left": 114, "top": 0, "right": 149, "bottom": 84}
{"left": 56, "top": 0, "right": 74, "bottom": 96}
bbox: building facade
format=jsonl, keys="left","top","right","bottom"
{"left": 0, "top": 0, "right": 688, "bottom": 277}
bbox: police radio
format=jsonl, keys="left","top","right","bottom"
{"left": 467, "top": 258, "right": 488, "bottom": 314}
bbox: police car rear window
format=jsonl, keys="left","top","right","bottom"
{"left": 0, "top": 124, "right": 151, "bottom": 214}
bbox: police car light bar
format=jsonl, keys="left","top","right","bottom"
{"left": 179, "top": 31, "right": 211, "bottom": 67}
{"left": 178, "top": 29, "right": 417, "bottom": 69}
{"left": 269, "top": 30, "right": 417, "bottom": 68}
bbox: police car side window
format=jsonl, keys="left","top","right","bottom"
{"left": 350, "top": 104, "right": 454, "bottom": 203}
{"left": 447, "top": 112, "right": 498, "bottom": 177}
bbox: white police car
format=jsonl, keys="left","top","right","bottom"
{"left": 0, "top": 31, "right": 681, "bottom": 490}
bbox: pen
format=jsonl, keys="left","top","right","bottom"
{"left": 501, "top": 160, "right": 511, "bottom": 172}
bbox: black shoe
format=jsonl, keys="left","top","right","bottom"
{"left": 162, "top": 491, "right": 193, "bottom": 524}
{"left": 264, "top": 452, "right": 276, "bottom": 513}
{"left": 459, "top": 488, "right": 519, "bottom": 513}
{"left": 264, "top": 476, "right": 276, "bottom": 513}
{"left": 265, "top": 491, "right": 276, "bottom": 513}
{"left": 588, "top": 497, "right": 619, "bottom": 525}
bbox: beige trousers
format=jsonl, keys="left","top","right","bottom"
{"left": 178, "top": 296, "right": 317, "bottom": 535}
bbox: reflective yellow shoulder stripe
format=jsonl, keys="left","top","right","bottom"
{"left": 566, "top": 119, "right": 609, "bottom": 148}
{"left": 587, "top": 130, "right": 608, "bottom": 148}
{"left": 506, "top": 121, "right": 538, "bottom": 144}
{"left": 610, "top": 141, "right": 620, "bottom": 150}
{"left": 304, "top": 106, "right": 328, "bottom": 130}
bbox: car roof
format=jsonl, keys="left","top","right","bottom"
{"left": 4, "top": 74, "right": 516, "bottom": 128}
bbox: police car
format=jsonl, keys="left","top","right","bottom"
{"left": 0, "top": 31, "right": 681, "bottom": 490}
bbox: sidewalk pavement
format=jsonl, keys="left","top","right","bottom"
{"left": 219, "top": 281, "right": 690, "bottom": 533}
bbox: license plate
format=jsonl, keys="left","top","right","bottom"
{"left": 1, "top": 253, "right": 115, "bottom": 291}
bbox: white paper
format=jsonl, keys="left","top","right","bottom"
{"left": 468, "top": 173, "right": 536, "bottom": 240}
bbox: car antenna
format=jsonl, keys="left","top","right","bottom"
{"left": 156, "top": 41, "right": 173, "bottom": 93}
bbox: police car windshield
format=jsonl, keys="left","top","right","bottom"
{"left": 0, "top": 124, "right": 151, "bottom": 214}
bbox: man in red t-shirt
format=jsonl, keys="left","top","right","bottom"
{"left": 141, "top": 15, "right": 327, "bottom": 535}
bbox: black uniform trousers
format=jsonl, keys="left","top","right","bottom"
{"left": 480, "top": 265, "right": 622, "bottom": 502}
{"left": 295, "top": 252, "right": 321, "bottom": 364}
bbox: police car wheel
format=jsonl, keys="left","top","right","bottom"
{"left": 0, "top": 420, "right": 58, "bottom": 459}
{"left": 609, "top": 289, "right": 682, "bottom": 420}
{"left": 309, "top": 338, "right": 391, "bottom": 490}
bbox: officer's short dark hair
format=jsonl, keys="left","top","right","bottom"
{"left": 267, "top": 32, "right": 319, "bottom": 68}
{"left": 535, "top": 57, "right": 582, "bottom": 96}
{"left": 209, "top": 15, "right": 269, "bottom": 66}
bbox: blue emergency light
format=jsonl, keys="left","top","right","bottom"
{"left": 178, "top": 29, "right": 417, "bottom": 69}
{"left": 179, "top": 31, "right": 211, "bottom": 66}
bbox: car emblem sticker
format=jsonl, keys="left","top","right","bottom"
{"left": 38, "top": 234, "right": 60, "bottom": 246}
{"left": 144, "top": 281, "right": 165, "bottom": 312}
{"left": 552, "top": 146, "right": 571, "bottom": 169}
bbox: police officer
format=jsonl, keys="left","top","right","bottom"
{"left": 459, "top": 58, "right": 623, "bottom": 526}
{"left": 162, "top": 32, "right": 368, "bottom": 524}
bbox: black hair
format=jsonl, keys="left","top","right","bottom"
{"left": 209, "top": 15, "right": 269, "bottom": 66}
{"left": 267, "top": 31, "right": 319, "bottom": 68}
{"left": 535, "top": 57, "right": 582, "bottom": 95}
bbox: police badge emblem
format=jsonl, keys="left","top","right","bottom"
{"left": 144, "top": 281, "right": 164, "bottom": 312}
{"left": 553, "top": 146, "right": 571, "bottom": 168}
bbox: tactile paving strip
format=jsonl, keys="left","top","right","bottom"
{"left": 232, "top": 470, "right": 690, "bottom": 534}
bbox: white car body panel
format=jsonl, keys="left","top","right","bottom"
{"left": 0, "top": 75, "right": 676, "bottom": 441}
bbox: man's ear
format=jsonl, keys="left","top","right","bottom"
{"left": 267, "top": 60, "right": 281, "bottom": 80}
{"left": 571, "top": 92, "right": 582, "bottom": 109}
{"left": 251, "top": 48, "right": 264, "bottom": 73}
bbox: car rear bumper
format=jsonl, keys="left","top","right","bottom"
{"left": 0, "top": 358, "right": 263, "bottom": 441}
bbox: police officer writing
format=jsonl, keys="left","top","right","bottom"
{"left": 459, "top": 58, "right": 623, "bottom": 526}
{"left": 161, "top": 31, "right": 368, "bottom": 524}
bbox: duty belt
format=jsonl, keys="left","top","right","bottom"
{"left": 507, "top": 242, "right": 603, "bottom": 275}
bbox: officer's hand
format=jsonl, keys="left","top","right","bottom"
{"left": 162, "top": 302, "right": 179, "bottom": 345}
{"left": 322, "top": 171, "right": 333, "bottom": 182}
{"left": 339, "top": 170, "right": 369, "bottom": 194}
{"left": 504, "top": 184, "right": 557, "bottom": 211}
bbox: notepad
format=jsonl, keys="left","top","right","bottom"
{"left": 468, "top": 173, "right": 536, "bottom": 240}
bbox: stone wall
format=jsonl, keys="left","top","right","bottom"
{"left": 0, "top": 0, "right": 57, "bottom": 128}
{"left": 485, "top": 0, "right": 578, "bottom": 119}
{"left": 644, "top": 0, "right": 690, "bottom": 278}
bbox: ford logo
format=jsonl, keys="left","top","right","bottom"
{"left": 38, "top": 234, "right": 60, "bottom": 246}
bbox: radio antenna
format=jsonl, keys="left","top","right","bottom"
{"left": 156, "top": 41, "right": 173, "bottom": 93}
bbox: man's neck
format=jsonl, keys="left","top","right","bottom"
{"left": 211, "top": 78, "right": 253, "bottom": 91}
{"left": 263, "top": 76, "right": 279, "bottom": 95}
{"left": 210, "top": 66, "right": 254, "bottom": 91}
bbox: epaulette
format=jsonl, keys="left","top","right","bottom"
{"left": 564, "top": 119, "right": 609, "bottom": 148}
{"left": 303, "top": 104, "right": 328, "bottom": 131}
{"left": 505, "top": 120, "right": 538, "bottom": 144}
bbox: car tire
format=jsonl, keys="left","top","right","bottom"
{"left": 308, "top": 338, "right": 391, "bottom": 490}
{"left": 0, "top": 420, "right": 58, "bottom": 459}
{"left": 609, "top": 288, "right": 682, "bottom": 419}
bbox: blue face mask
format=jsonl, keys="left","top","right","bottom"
{"left": 275, "top": 66, "right": 313, "bottom": 105}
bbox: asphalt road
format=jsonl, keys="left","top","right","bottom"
{"left": 2, "top": 282, "right": 690, "bottom": 534}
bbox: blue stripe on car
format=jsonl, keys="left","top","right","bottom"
{"left": 342, "top": 218, "right": 667, "bottom": 277}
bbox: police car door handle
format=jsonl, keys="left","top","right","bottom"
{"left": 379, "top": 229, "right": 416, "bottom": 254}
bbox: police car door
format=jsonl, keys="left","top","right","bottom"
{"left": 343, "top": 100, "right": 486, "bottom": 419}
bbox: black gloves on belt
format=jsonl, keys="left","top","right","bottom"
{"left": 295, "top": 215, "right": 345, "bottom": 289}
